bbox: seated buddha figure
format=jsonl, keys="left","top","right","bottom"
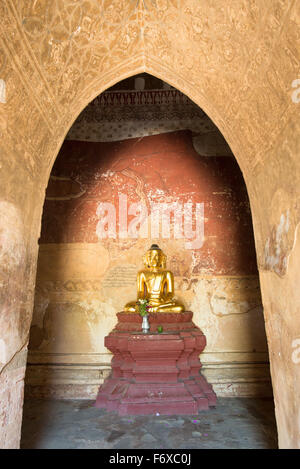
{"left": 124, "top": 244, "right": 185, "bottom": 313}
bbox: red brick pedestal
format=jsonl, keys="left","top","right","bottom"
{"left": 95, "top": 312, "right": 217, "bottom": 415}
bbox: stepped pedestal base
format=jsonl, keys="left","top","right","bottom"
{"left": 95, "top": 312, "right": 217, "bottom": 415}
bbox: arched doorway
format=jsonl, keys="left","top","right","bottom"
{"left": 21, "top": 74, "right": 277, "bottom": 448}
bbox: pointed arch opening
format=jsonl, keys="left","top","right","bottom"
{"left": 21, "top": 72, "right": 277, "bottom": 449}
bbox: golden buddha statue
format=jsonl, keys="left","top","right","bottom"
{"left": 124, "top": 244, "right": 185, "bottom": 313}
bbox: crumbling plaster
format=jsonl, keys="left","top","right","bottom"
{"left": 0, "top": 0, "right": 299, "bottom": 448}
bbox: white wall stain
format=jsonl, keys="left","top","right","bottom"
{"left": 0, "top": 201, "right": 25, "bottom": 269}
{"left": 0, "top": 79, "right": 6, "bottom": 104}
{"left": 264, "top": 210, "right": 290, "bottom": 274}
{"left": 0, "top": 339, "right": 6, "bottom": 364}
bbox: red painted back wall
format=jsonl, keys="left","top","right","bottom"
{"left": 41, "top": 130, "right": 258, "bottom": 276}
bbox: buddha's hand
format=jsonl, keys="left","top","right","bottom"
{"left": 165, "top": 292, "right": 174, "bottom": 301}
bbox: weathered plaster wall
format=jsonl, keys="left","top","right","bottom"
{"left": 0, "top": 0, "right": 299, "bottom": 449}
{"left": 26, "top": 129, "right": 270, "bottom": 399}
{"left": 260, "top": 225, "right": 300, "bottom": 449}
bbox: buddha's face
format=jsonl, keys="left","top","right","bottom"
{"left": 144, "top": 249, "right": 166, "bottom": 270}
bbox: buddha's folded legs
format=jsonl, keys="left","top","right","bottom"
{"left": 124, "top": 300, "right": 184, "bottom": 313}
{"left": 124, "top": 301, "right": 138, "bottom": 313}
{"left": 152, "top": 302, "right": 185, "bottom": 313}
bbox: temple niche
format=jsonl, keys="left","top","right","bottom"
{"left": 95, "top": 244, "right": 217, "bottom": 415}
{"left": 25, "top": 74, "right": 272, "bottom": 401}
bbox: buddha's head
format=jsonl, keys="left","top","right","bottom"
{"left": 143, "top": 244, "right": 167, "bottom": 270}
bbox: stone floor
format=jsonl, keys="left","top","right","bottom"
{"left": 20, "top": 398, "right": 278, "bottom": 449}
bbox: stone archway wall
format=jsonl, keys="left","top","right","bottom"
{"left": 0, "top": 0, "right": 299, "bottom": 448}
